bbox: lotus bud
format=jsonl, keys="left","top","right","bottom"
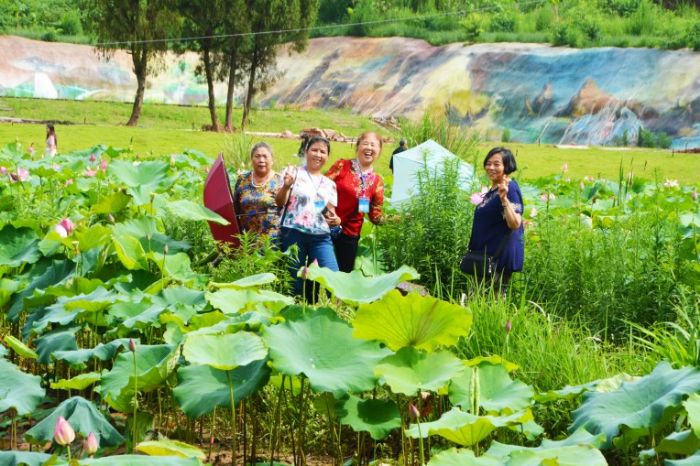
{"left": 84, "top": 432, "right": 99, "bottom": 455}
{"left": 408, "top": 403, "right": 420, "bottom": 420}
{"left": 54, "top": 416, "right": 75, "bottom": 446}
{"left": 129, "top": 338, "right": 136, "bottom": 352}
{"left": 100, "top": 159, "right": 108, "bottom": 172}
{"left": 54, "top": 224, "right": 68, "bottom": 238}
{"left": 0, "top": 166, "right": 6, "bottom": 175}
{"left": 693, "top": 189, "right": 698, "bottom": 201}
{"left": 17, "top": 168, "right": 29, "bottom": 181}
{"left": 59, "top": 218, "right": 75, "bottom": 235}
{"left": 89, "top": 154, "right": 97, "bottom": 162}
{"left": 505, "top": 319, "right": 512, "bottom": 334}
{"left": 300, "top": 265, "right": 310, "bottom": 280}
{"left": 163, "top": 244, "right": 169, "bottom": 255}
{"left": 108, "top": 213, "right": 115, "bottom": 223}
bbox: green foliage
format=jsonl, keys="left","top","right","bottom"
{"left": 687, "top": 21, "right": 700, "bottom": 51}
{"left": 59, "top": 10, "right": 82, "bottom": 35}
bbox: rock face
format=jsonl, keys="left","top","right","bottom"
{"left": 1, "top": 35, "right": 699, "bottom": 148}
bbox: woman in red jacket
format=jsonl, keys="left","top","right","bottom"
{"left": 325, "top": 131, "right": 385, "bottom": 272}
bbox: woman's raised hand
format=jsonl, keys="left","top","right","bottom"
{"left": 282, "top": 165, "right": 297, "bottom": 188}
{"left": 498, "top": 176, "right": 510, "bottom": 203}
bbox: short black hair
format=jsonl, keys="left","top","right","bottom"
{"left": 483, "top": 147, "right": 517, "bottom": 174}
{"left": 305, "top": 135, "right": 331, "bottom": 155}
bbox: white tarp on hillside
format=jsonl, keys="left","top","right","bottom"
{"left": 390, "top": 139, "right": 475, "bottom": 205}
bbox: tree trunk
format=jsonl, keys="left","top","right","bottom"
{"left": 127, "top": 47, "right": 148, "bottom": 127}
{"left": 224, "top": 48, "right": 238, "bottom": 132}
{"left": 203, "top": 45, "right": 221, "bottom": 131}
{"left": 241, "top": 42, "right": 258, "bottom": 129}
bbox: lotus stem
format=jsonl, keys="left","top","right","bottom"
{"left": 269, "top": 375, "right": 285, "bottom": 466}
{"left": 131, "top": 346, "right": 138, "bottom": 452}
{"left": 208, "top": 406, "right": 217, "bottom": 463}
{"left": 226, "top": 370, "right": 237, "bottom": 466}
{"left": 298, "top": 377, "right": 307, "bottom": 466}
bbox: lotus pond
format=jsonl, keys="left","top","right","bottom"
{"left": 0, "top": 142, "right": 699, "bottom": 466}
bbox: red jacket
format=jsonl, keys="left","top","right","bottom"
{"left": 326, "top": 159, "right": 384, "bottom": 237}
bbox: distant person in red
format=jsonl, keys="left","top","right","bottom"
{"left": 45, "top": 124, "right": 57, "bottom": 157}
{"left": 325, "top": 131, "right": 385, "bottom": 272}
{"left": 389, "top": 138, "right": 407, "bottom": 173}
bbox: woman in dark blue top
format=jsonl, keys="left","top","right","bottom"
{"left": 468, "top": 147, "right": 524, "bottom": 291}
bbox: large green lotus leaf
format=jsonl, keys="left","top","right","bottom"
{"left": 0, "top": 278, "right": 19, "bottom": 307}
{"left": 91, "top": 191, "right": 132, "bottom": 214}
{"left": 684, "top": 393, "right": 700, "bottom": 438}
{"left": 211, "top": 272, "right": 278, "bottom": 289}
{"left": 570, "top": 362, "right": 700, "bottom": 448}
{"left": 206, "top": 288, "right": 294, "bottom": 314}
{"left": 449, "top": 363, "right": 534, "bottom": 413}
{"left": 264, "top": 308, "right": 391, "bottom": 396}
{"left": 30, "top": 287, "right": 116, "bottom": 334}
{"left": 374, "top": 347, "right": 463, "bottom": 395}
{"left": 53, "top": 338, "right": 132, "bottom": 366}
{"left": 405, "top": 408, "right": 530, "bottom": 446}
{"left": 148, "top": 252, "right": 199, "bottom": 283}
{"left": 74, "top": 224, "right": 112, "bottom": 252}
{"left": 0, "top": 225, "right": 41, "bottom": 267}
{"left": 113, "top": 218, "right": 190, "bottom": 256}
{"left": 182, "top": 331, "right": 267, "bottom": 370}
{"left": 336, "top": 395, "right": 401, "bottom": 440}
{"left": 136, "top": 438, "right": 205, "bottom": 459}
{"left": 427, "top": 449, "right": 500, "bottom": 466}
{"left": 0, "top": 359, "right": 45, "bottom": 415}
{"left": 536, "top": 373, "right": 638, "bottom": 403}
{"left": 24, "top": 396, "right": 124, "bottom": 446}
{"left": 81, "top": 455, "right": 201, "bottom": 466}
{"left": 173, "top": 359, "right": 270, "bottom": 418}
{"left": 113, "top": 232, "right": 148, "bottom": 270}
{"left": 354, "top": 290, "right": 472, "bottom": 352}
{"left": 304, "top": 262, "right": 419, "bottom": 304}
{"left": 158, "top": 286, "right": 206, "bottom": 309}
{"left": 99, "top": 344, "right": 178, "bottom": 412}
{"left": 667, "top": 451, "right": 700, "bottom": 466}
{"left": 8, "top": 259, "right": 75, "bottom": 321}
{"left": 465, "top": 355, "right": 519, "bottom": 372}
{"left": 51, "top": 372, "right": 102, "bottom": 390}
{"left": 0, "top": 451, "right": 52, "bottom": 466}
{"left": 486, "top": 428, "right": 606, "bottom": 464}
{"left": 161, "top": 199, "right": 229, "bottom": 225}
{"left": 3, "top": 335, "right": 38, "bottom": 360}
{"left": 108, "top": 160, "right": 173, "bottom": 205}
{"left": 640, "top": 430, "right": 700, "bottom": 458}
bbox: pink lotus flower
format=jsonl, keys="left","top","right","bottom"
{"left": 89, "top": 154, "right": 97, "bottom": 162}
{"left": 65, "top": 179, "right": 74, "bottom": 187}
{"left": 129, "top": 339, "right": 136, "bottom": 352}
{"left": 470, "top": 191, "right": 485, "bottom": 206}
{"left": 85, "top": 169, "right": 97, "bottom": 177}
{"left": 100, "top": 159, "right": 108, "bottom": 172}
{"left": 0, "top": 166, "right": 6, "bottom": 175}
{"left": 54, "top": 218, "right": 75, "bottom": 238}
{"left": 84, "top": 432, "right": 99, "bottom": 456}
{"left": 540, "top": 192, "right": 556, "bottom": 202}
{"left": 12, "top": 168, "right": 29, "bottom": 182}
{"left": 54, "top": 416, "right": 75, "bottom": 446}
{"left": 408, "top": 403, "right": 420, "bottom": 420}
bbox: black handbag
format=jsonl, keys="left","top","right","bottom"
{"left": 460, "top": 233, "right": 511, "bottom": 279}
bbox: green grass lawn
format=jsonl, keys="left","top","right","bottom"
{"left": 1, "top": 97, "right": 698, "bottom": 184}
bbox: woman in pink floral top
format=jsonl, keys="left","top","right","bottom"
{"left": 276, "top": 136, "right": 339, "bottom": 298}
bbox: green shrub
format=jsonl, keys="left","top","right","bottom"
{"left": 460, "top": 15, "right": 483, "bottom": 42}
{"left": 550, "top": 22, "right": 581, "bottom": 47}
{"left": 489, "top": 12, "right": 517, "bottom": 32}
{"left": 59, "top": 11, "right": 82, "bottom": 36}
{"left": 637, "top": 128, "right": 656, "bottom": 147}
{"left": 534, "top": 6, "right": 554, "bottom": 31}
{"left": 501, "top": 128, "right": 511, "bottom": 143}
{"left": 578, "top": 16, "right": 602, "bottom": 42}
{"left": 656, "top": 131, "right": 672, "bottom": 149}
{"left": 624, "top": 0, "right": 657, "bottom": 36}
{"left": 40, "top": 29, "right": 57, "bottom": 42}
{"left": 686, "top": 21, "right": 700, "bottom": 51}
{"left": 599, "top": 0, "right": 642, "bottom": 16}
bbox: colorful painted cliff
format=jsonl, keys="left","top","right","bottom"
{"left": 1, "top": 35, "right": 699, "bottom": 148}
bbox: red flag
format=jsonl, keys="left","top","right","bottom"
{"left": 203, "top": 154, "right": 240, "bottom": 247}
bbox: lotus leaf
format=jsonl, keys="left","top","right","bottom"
{"left": 0, "top": 225, "right": 41, "bottom": 267}
{"left": 487, "top": 428, "right": 606, "bottom": 463}
{"left": 113, "top": 232, "right": 149, "bottom": 270}
{"left": 148, "top": 252, "right": 199, "bottom": 283}
{"left": 206, "top": 287, "right": 294, "bottom": 314}
{"left": 161, "top": 199, "right": 229, "bottom": 225}
{"left": 51, "top": 372, "right": 102, "bottom": 390}
{"left": 136, "top": 438, "right": 205, "bottom": 459}
{"left": 264, "top": 308, "right": 391, "bottom": 396}
{"left": 640, "top": 430, "right": 700, "bottom": 458}
{"left": 53, "top": 339, "right": 132, "bottom": 366}
{"left": 336, "top": 395, "right": 402, "bottom": 440}
{"left": 536, "top": 373, "right": 638, "bottom": 403}
{"left": 31, "top": 287, "right": 117, "bottom": 334}
{"left": 3, "top": 335, "right": 38, "bottom": 360}
{"left": 158, "top": 286, "right": 206, "bottom": 308}
{"left": 91, "top": 191, "right": 132, "bottom": 214}
{"left": 406, "top": 407, "right": 530, "bottom": 446}
{"left": 684, "top": 393, "right": 700, "bottom": 438}
{"left": 113, "top": 218, "right": 190, "bottom": 255}
{"left": 427, "top": 449, "right": 500, "bottom": 466}
{"left": 211, "top": 272, "right": 278, "bottom": 289}
{"left": 108, "top": 160, "right": 173, "bottom": 205}
{"left": 570, "top": 362, "right": 700, "bottom": 448}
{"left": 182, "top": 331, "right": 267, "bottom": 370}
{"left": 464, "top": 355, "right": 518, "bottom": 372}
{"left": 81, "top": 455, "right": 202, "bottom": 465}
{"left": 99, "top": 344, "right": 178, "bottom": 412}
{"left": 0, "top": 344, "right": 7, "bottom": 358}
{"left": 449, "top": 363, "right": 534, "bottom": 413}
{"left": 173, "top": 359, "right": 270, "bottom": 418}
{"left": 303, "top": 263, "right": 419, "bottom": 304}
{"left": 667, "top": 451, "right": 700, "bottom": 466}
{"left": 0, "top": 359, "right": 45, "bottom": 415}
{"left": 354, "top": 290, "right": 472, "bottom": 352}
{"left": 0, "top": 278, "right": 19, "bottom": 307}
{"left": 0, "top": 451, "right": 52, "bottom": 466}
{"left": 374, "top": 347, "right": 464, "bottom": 395}
{"left": 25, "top": 396, "right": 124, "bottom": 446}
{"left": 8, "top": 259, "right": 75, "bottom": 321}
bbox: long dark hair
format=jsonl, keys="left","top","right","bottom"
{"left": 46, "top": 124, "right": 57, "bottom": 146}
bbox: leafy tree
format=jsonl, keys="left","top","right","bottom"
{"left": 222, "top": 0, "right": 251, "bottom": 131}
{"left": 240, "top": 0, "right": 320, "bottom": 129}
{"left": 82, "top": 0, "right": 181, "bottom": 126}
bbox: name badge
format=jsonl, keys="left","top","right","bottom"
{"left": 314, "top": 198, "right": 326, "bottom": 211}
{"left": 358, "top": 197, "right": 370, "bottom": 214}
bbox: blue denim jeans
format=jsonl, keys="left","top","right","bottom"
{"left": 280, "top": 227, "right": 339, "bottom": 297}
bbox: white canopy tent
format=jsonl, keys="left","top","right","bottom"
{"left": 390, "top": 139, "right": 476, "bottom": 205}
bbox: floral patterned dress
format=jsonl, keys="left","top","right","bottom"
{"left": 281, "top": 167, "right": 337, "bottom": 235}
{"left": 233, "top": 171, "right": 283, "bottom": 238}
